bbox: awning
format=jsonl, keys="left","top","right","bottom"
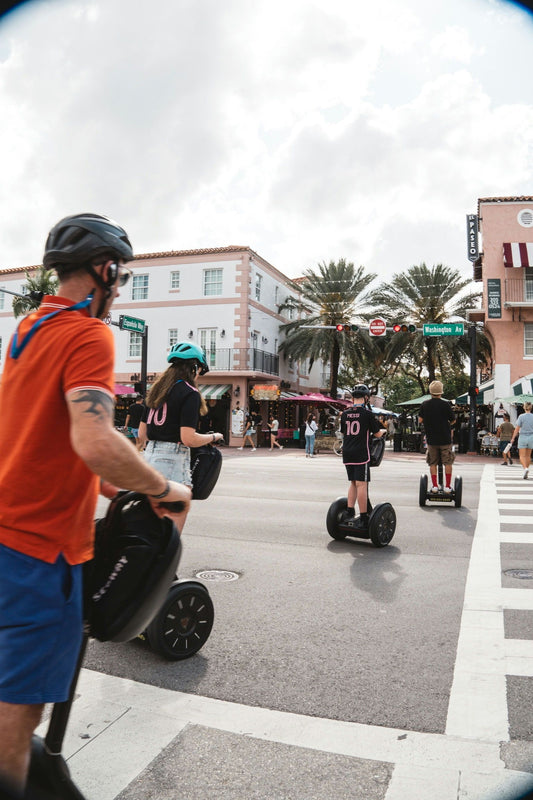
{"left": 455, "top": 381, "right": 493, "bottom": 405}
{"left": 503, "top": 242, "right": 533, "bottom": 268}
{"left": 115, "top": 383, "right": 135, "bottom": 395}
{"left": 199, "top": 384, "right": 231, "bottom": 400}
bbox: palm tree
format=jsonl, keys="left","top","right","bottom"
{"left": 369, "top": 263, "right": 488, "bottom": 387}
{"left": 12, "top": 267, "right": 58, "bottom": 318}
{"left": 278, "top": 259, "right": 376, "bottom": 398}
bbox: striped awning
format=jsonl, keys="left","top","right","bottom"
{"left": 503, "top": 242, "right": 533, "bottom": 268}
{"left": 199, "top": 384, "right": 231, "bottom": 400}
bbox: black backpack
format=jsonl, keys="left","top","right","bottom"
{"left": 190, "top": 444, "right": 222, "bottom": 499}
{"left": 84, "top": 492, "right": 182, "bottom": 642}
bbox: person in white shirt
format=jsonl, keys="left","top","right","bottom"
{"left": 305, "top": 413, "right": 318, "bottom": 457}
{"left": 268, "top": 415, "right": 283, "bottom": 451}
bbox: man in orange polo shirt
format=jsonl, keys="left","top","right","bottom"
{"left": 0, "top": 214, "right": 191, "bottom": 797}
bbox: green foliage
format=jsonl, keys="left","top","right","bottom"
{"left": 278, "top": 258, "right": 376, "bottom": 398}
{"left": 12, "top": 267, "right": 58, "bottom": 318}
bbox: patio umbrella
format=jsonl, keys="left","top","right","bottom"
{"left": 114, "top": 383, "right": 135, "bottom": 395}
{"left": 497, "top": 394, "right": 533, "bottom": 404}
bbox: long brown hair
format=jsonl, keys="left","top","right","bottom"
{"left": 146, "top": 361, "right": 208, "bottom": 416}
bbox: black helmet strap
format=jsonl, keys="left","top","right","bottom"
{"left": 85, "top": 263, "right": 115, "bottom": 319}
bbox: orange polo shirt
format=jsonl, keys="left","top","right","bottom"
{"left": 0, "top": 296, "right": 115, "bottom": 564}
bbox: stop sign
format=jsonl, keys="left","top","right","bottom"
{"left": 369, "top": 318, "right": 387, "bottom": 337}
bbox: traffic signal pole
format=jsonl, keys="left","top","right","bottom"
{"left": 467, "top": 325, "right": 478, "bottom": 454}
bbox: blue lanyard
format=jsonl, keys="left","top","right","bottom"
{"left": 9, "top": 294, "right": 93, "bottom": 360}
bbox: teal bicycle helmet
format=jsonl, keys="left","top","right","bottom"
{"left": 167, "top": 341, "right": 209, "bottom": 374}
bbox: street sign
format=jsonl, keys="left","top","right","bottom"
{"left": 369, "top": 318, "right": 387, "bottom": 337}
{"left": 423, "top": 322, "right": 464, "bottom": 336}
{"left": 119, "top": 314, "right": 146, "bottom": 334}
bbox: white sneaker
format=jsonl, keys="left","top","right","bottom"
{"left": 280, "top": 446, "right": 283, "bottom": 450}
{"left": 430, "top": 485, "right": 439, "bottom": 493}
{"left": 524, "top": 469, "right": 529, "bottom": 480}
{"left": 251, "top": 447, "right": 256, "bottom": 451}
{"left": 238, "top": 447, "right": 243, "bottom": 450}
{"left": 443, "top": 486, "right": 452, "bottom": 494}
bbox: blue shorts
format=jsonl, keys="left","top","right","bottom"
{"left": 0, "top": 544, "right": 84, "bottom": 705}
{"left": 518, "top": 433, "right": 533, "bottom": 450}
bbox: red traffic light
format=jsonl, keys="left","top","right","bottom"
{"left": 336, "top": 324, "right": 345, "bottom": 331}
{"left": 392, "top": 323, "right": 416, "bottom": 333}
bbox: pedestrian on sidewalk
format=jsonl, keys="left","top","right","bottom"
{"left": 510, "top": 402, "right": 533, "bottom": 479}
{"left": 124, "top": 394, "right": 146, "bottom": 450}
{"left": 340, "top": 384, "right": 385, "bottom": 532}
{"left": 418, "top": 380, "right": 455, "bottom": 493}
{"left": 305, "top": 413, "right": 318, "bottom": 457}
{"left": 0, "top": 214, "right": 191, "bottom": 797}
{"left": 238, "top": 412, "right": 256, "bottom": 451}
{"left": 496, "top": 412, "right": 514, "bottom": 465}
{"left": 268, "top": 414, "right": 283, "bottom": 451}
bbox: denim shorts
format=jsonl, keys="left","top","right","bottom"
{"left": 0, "top": 544, "right": 83, "bottom": 704}
{"left": 144, "top": 440, "right": 192, "bottom": 486}
{"left": 518, "top": 433, "right": 533, "bottom": 450}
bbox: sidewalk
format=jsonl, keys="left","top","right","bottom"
{"left": 34, "top": 461, "right": 533, "bottom": 800}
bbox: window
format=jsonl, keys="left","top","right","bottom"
{"left": 132, "top": 274, "right": 149, "bottom": 300}
{"left": 203, "top": 268, "right": 223, "bottom": 296}
{"left": 255, "top": 274, "right": 262, "bottom": 302}
{"left": 168, "top": 328, "right": 179, "bottom": 348}
{"left": 199, "top": 328, "right": 217, "bottom": 367}
{"left": 170, "top": 271, "right": 180, "bottom": 290}
{"left": 525, "top": 268, "right": 533, "bottom": 303}
{"left": 129, "top": 332, "right": 142, "bottom": 358}
{"left": 525, "top": 323, "right": 533, "bottom": 357}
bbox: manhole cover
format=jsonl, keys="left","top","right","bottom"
{"left": 196, "top": 570, "right": 240, "bottom": 582}
{"left": 503, "top": 568, "right": 533, "bottom": 580}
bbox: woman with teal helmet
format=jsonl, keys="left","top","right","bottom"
{"left": 138, "top": 341, "right": 224, "bottom": 529}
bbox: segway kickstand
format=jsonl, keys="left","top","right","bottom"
{"left": 26, "top": 633, "right": 90, "bottom": 800}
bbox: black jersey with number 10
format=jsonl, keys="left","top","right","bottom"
{"left": 340, "top": 404, "right": 383, "bottom": 465}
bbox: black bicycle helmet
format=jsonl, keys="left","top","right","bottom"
{"left": 43, "top": 213, "right": 133, "bottom": 270}
{"left": 352, "top": 384, "right": 370, "bottom": 398}
{"left": 167, "top": 341, "right": 209, "bottom": 375}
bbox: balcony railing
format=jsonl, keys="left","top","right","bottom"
{"left": 204, "top": 348, "right": 279, "bottom": 375}
{"left": 504, "top": 279, "right": 533, "bottom": 306}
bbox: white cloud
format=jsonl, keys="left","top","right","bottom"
{"left": 0, "top": 0, "right": 532, "bottom": 283}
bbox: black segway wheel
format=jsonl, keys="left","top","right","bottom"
{"left": 369, "top": 502, "right": 396, "bottom": 547}
{"left": 326, "top": 497, "right": 348, "bottom": 540}
{"left": 419, "top": 474, "right": 428, "bottom": 507}
{"left": 146, "top": 580, "right": 214, "bottom": 660}
{"left": 454, "top": 476, "right": 463, "bottom": 508}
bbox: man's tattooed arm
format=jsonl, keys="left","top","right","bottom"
{"left": 70, "top": 390, "right": 114, "bottom": 421}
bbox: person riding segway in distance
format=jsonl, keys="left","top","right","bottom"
{"left": 340, "top": 384, "right": 386, "bottom": 533}
{"left": 418, "top": 380, "right": 455, "bottom": 493}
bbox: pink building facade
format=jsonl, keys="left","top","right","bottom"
{"left": 474, "top": 197, "right": 533, "bottom": 402}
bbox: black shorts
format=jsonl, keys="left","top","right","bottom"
{"left": 345, "top": 463, "right": 371, "bottom": 482}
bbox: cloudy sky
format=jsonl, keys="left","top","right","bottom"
{"left": 0, "top": 0, "right": 532, "bottom": 282}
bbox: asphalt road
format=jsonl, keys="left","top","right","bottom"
{"left": 87, "top": 447, "right": 483, "bottom": 736}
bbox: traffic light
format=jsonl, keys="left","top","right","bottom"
{"left": 392, "top": 323, "right": 417, "bottom": 333}
{"left": 335, "top": 324, "right": 359, "bottom": 332}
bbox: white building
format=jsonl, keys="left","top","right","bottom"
{"left": 0, "top": 245, "right": 327, "bottom": 446}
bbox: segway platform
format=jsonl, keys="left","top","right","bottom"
{"left": 419, "top": 466, "right": 462, "bottom": 508}
{"left": 326, "top": 497, "right": 396, "bottom": 547}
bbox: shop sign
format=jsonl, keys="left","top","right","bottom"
{"left": 487, "top": 278, "right": 502, "bottom": 319}
{"left": 466, "top": 214, "right": 479, "bottom": 262}
{"left": 251, "top": 384, "right": 281, "bottom": 401}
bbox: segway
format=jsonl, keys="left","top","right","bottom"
{"left": 419, "top": 459, "right": 462, "bottom": 508}
{"left": 326, "top": 437, "right": 397, "bottom": 547}
{"left": 26, "top": 493, "right": 185, "bottom": 800}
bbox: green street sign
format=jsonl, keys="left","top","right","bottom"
{"left": 423, "top": 322, "right": 464, "bottom": 337}
{"left": 119, "top": 314, "right": 146, "bottom": 334}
